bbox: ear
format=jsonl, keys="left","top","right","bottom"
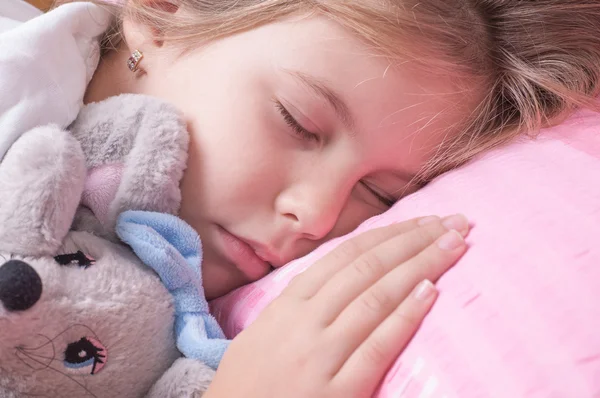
{"left": 121, "top": 0, "right": 179, "bottom": 53}
{"left": 0, "top": 126, "right": 86, "bottom": 256}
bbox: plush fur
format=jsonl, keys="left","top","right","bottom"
{"left": 70, "top": 94, "right": 189, "bottom": 241}
{"left": 0, "top": 95, "right": 214, "bottom": 397}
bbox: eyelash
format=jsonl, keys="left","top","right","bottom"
{"left": 275, "top": 101, "right": 320, "bottom": 142}
{"left": 360, "top": 181, "right": 396, "bottom": 208}
{"left": 274, "top": 100, "right": 395, "bottom": 208}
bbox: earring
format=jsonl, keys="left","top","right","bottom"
{"left": 127, "top": 50, "right": 144, "bottom": 72}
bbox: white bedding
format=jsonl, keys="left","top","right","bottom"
{"left": 0, "top": 2, "right": 110, "bottom": 162}
{"left": 0, "top": 0, "right": 41, "bottom": 32}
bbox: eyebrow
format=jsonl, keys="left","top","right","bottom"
{"left": 283, "top": 69, "right": 356, "bottom": 133}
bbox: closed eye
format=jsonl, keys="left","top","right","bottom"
{"left": 274, "top": 100, "right": 320, "bottom": 143}
{"left": 360, "top": 181, "right": 396, "bottom": 208}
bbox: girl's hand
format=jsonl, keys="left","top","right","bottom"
{"left": 205, "top": 214, "right": 469, "bottom": 398}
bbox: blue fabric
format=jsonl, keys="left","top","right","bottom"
{"left": 116, "top": 210, "right": 229, "bottom": 370}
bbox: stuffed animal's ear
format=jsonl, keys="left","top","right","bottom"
{"left": 0, "top": 126, "right": 86, "bottom": 256}
{"left": 145, "top": 357, "right": 215, "bottom": 398}
{"left": 70, "top": 94, "right": 188, "bottom": 239}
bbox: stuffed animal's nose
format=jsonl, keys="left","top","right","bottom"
{"left": 0, "top": 260, "right": 42, "bottom": 312}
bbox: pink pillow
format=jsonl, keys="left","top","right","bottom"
{"left": 211, "top": 108, "right": 600, "bottom": 397}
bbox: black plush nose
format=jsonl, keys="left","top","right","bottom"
{"left": 0, "top": 260, "right": 42, "bottom": 312}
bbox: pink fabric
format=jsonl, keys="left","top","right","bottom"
{"left": 81, "top": 163, "right": 123, "bottom": 224}
{"left": 211, "top": 108, "right": 600, "bottom": 397}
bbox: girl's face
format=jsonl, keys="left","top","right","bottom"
{"left": 131, "top": 15, "right": 477, "bottom": 299}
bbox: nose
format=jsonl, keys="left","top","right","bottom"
{"left": 0, "top": 260, "right": 42, "bottom": 312}
{"left": 276, "top": 178, "right": 348, "bottom": 240}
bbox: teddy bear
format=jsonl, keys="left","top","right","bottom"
{"left": 0, "top": 94, "right": 228, "bottom": 397}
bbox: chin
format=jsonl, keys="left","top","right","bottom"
{"left": 202, "top": 261, "right": 246, "bottom": 300}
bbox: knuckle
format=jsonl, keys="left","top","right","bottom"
{"left": 392, "top": 307, "right": 423, "bottom": 328}
{"left": 332, "top": 239, "right": 362, "bottom": 262}
{"left": 352, "top": 252, "right": 384, "bottom": 278}
{"left": 415, "top": 223, "right": 445, "bottom": 245}
{"left": 411, "top": 238, "right": 448, "bottom": 272}
{"left": 361, "top": 288, "right": 393, "bottom": 313}
{"left": 362, "top": 338, "right": 389, "bottom": 366}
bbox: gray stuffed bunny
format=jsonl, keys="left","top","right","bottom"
{"left": 0, "top": 95, "right": 220, "bottom": 397}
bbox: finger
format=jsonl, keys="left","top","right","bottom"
{"left": 283, "top": 215, "right": 441, "bottom": 299}
{"left": 333, "top": 280, "right": 438, "bottom": 396}
{"left": 326, "top": 229, "right": 467, "bottom": 371}
{"left": 311, "top": 215, "right": 468, "bottom": 324}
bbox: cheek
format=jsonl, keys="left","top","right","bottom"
{"left": 184, "top": 119, "right": 286, "bottom": 207}
{"left": 185, "top": 100, "right": 290, "bottom": 197}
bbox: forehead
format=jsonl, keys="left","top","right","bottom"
{"left": 251, "top": 15, "right": 480, "bottom": 172}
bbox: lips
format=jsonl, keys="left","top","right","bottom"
{"left": 253, "top": 250, "right": 274, "bottom": 264}
{"left": 216, "top": 226, "right": 273, "bottom": 280}
{"left": 246, "top": 242, "right": 282, "bottom": 266}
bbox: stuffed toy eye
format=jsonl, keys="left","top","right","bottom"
{"left": 63, "top": 337, "right": 107, "bottom": 375}
{"left": 54, "top": 251, "right": 95, "bottom": 268}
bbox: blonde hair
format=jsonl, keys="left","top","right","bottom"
{"left": 58, "top": 0, "right": 600, "bottom": 182}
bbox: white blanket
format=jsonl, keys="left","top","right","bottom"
{"left": 0, "top": 1, "right": 111, "bottom": 160}
{"left": 0, "top": 0, "right": 40, "bottom": 31}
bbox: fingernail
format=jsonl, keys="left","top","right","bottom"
{"left": 413, "top": 279, "right": 436, "bottom": 301}
{"left": 442, "top": 214, "right": 469, "bottom": 236}
{"left": 437, "top": 230, "right": 464, "bottom": 251}
{"left": 418, "top": 216, "right": 439, "bottom": 226}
